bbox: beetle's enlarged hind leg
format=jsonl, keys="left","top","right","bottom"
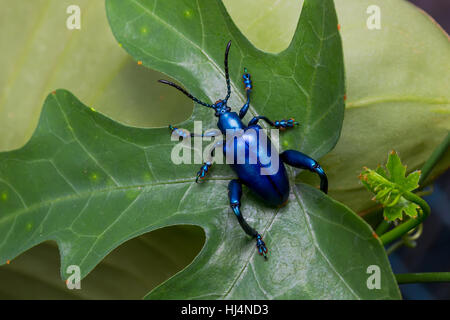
{"left": 280, "top": 150, "right": 328, "bottom": 193}
{"left": 228, "top": 179, "right": 268, "bottom": 259}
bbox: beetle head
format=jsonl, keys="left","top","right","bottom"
{"left": 213, "top": 99, "right": 231, "bottom": 117}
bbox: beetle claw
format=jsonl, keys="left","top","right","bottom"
{"left": 195, "top": 172, "right": 205, "bottom": 183}
{"left": 274, "top": 118, "right": 299, "bottom": 129}
{"left": 256, "top": 234, "right": 268, "bottom": 260}
{"left": 195, "top": 162, "right": 211, "bottom": 183}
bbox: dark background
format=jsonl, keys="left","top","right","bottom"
{"left": 393, "top": 0, "right": 450, "bottom": 300}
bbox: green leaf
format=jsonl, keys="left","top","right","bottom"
{"left": 222, "top": 0, "right": 450, "bottom": 214}
{"left": 386, "top": 151, "right": 420, "bottom": 193}
{"left": 0, "top": 90, "right": 400, "bottom": 299}
{"left": 0, "top": 0, "right": 400, "bottom": 298}
{"left": 359, "top": 151, "right": 420, "bottom": 221}
{"left": 1, "top": 0, "right": 445, "bottom": 298}
{"left": 106, "top": 0, "right": 345, "bottom": 160}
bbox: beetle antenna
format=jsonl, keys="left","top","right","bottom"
{"left": 158, "top": 80, "right": 213, "bottom": 108}
{"left": 224, "top": 40, "right": 232, "bottom": 102}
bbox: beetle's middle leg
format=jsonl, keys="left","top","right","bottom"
{"left": 248, "top": 116, "right": 299, "bottom": 130}
{"left": 169, "top": 125, "right": 221, "bottom": 138}
{"left": 195, "top": 139, "right": 224, "bottom": 183}
{"left": 228, "top": 179, "right": 268, "bottom": 259}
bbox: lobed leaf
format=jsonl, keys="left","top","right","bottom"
{"left": 0, "top": 0, "right": 401, "bottom": 299}
{"left": 106, "top": 0, "right": 346, "bottom": 160}
{"left": 0, "top": 90, "right": 400, "bottom": 299}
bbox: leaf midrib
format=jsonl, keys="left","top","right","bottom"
{"left": 347, "top": 95, "right": 450, "bottom": 109}
{"left": 0, "top": 177, "right": 233, "bottom": 228}
{"left": 0, "top": 0, "right": 52, "bottom": 113}
{"left": 293, "top": 187, "right": 360, "bottom": 299}
{"left": 219, "top": 183, "right": 362, "bottom": 300}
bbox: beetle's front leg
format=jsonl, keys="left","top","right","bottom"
{"left": 239, "top": 68, "right": 253, "bottom": 119}
{"left": 195, "top": 139, "right": 223, "bottom": 183}
{"left": 228, "top": 179, "right": 268, "bottom": 259}
{"left": 169, "top": 125, "right": 221, "bottom": 138}
{"left": 248, "top": 116, "right": 299, "bottom": 130}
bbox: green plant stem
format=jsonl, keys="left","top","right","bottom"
{"left": 379, "top": 192, "right": 430, "bottom": 246}
{"left": 375, "top": 220, "right": 390, "bottom": 235}
{"left": 395, "top": 272, "right": 450, "bottom": 284}
{"left": 418, "top": 132, "right": 450, "bottom": 185}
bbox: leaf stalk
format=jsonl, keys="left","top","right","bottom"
{"left": 418, "top": 133, "right": 450, "bottom": 186}
{"left": 395, "top": 272, "right": 450, "bottom": 284}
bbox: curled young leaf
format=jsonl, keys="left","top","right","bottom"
{"left": 360, "top": 151, "right": 421, "bottom": 221}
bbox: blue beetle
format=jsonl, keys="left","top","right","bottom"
{"left": 159, "top": 41, "right": 328, "bottom": 259}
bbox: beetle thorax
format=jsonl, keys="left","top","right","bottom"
{"left": 217, "top": 111, "right": 245, "bottom": 133}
